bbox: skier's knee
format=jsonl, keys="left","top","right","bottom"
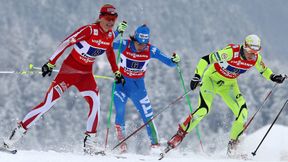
{"left": 236, "top": 105, "right": 248, "bottom": 123}
{"left": 193, "top": 107, "right": 209, "bottom": 119}
{"left": 179, "top": 107, "right": 208, "bottom": 133}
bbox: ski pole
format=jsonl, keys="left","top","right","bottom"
{"left": 243, "top": 83, "right": 278, "bottom": 133}
{"left": 244, "top": 75, "right": 287, "bottom": 133}
{"left": 29, "top": 64, "right": 113, "bottom": 80}
{"left": 251, "top": 98, "right": 288, "bottom": 156}
{"left": 105, "top": 25, "right": 126, "bottom": 149}
{"left": 0, "top": 70, "right": 41, "bottom": 75}
{"left": 175, "top": 63, "right": 204, "bottom": 152}
{"left": 112, "top": 90, "right": 193, "bottom": 151}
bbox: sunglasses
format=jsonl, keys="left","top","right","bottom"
{"left": 100, "top": 12, "right": 118, "bottom": 21}
{"left": 245, "top": 43, "right": 261, "bottom": 54}
{"left": 135, "top": 41, "right": 148, "bottom": 46}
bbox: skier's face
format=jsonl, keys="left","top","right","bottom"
{"left": 100, "top": 15, "right": 117, "bottom": 31}
{"left": 134, "top": 41, "right": 148, "bottom": 52}
{"left": 243, "top": 48, "right": 257, "bottom": 61}
{"left": 243, "top": 44, "right": 260, "bottom": 61}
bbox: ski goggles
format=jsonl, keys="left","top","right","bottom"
{"left": 100, "top": 13, "right": 118, "bottom": 21}
{"left": 131, "top": 36, "right": 148, "bottom": 46}
{"left": 244, "top": 43, "right": 261, "bottom": 54}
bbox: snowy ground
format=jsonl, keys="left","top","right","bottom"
{"left": 1, "top": 125, "right": 288, "bottom": 162}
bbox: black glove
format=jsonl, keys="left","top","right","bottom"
{"left": 190, "top": 74, "right": 201, "bottom": 90}
{"left": 41, "top": 62, "right": 55, "bottom": 77}
{"left": 270, "top": 74, "right": 286, "bottom": 84}
{"left": 114, "top": 71, "right": 125, "bottom": 85}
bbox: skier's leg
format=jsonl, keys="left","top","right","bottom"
{"left": 114, "top": 82, "right": 128, "bottom": 152}
{"left": 168, "top": 76, "right": 215, "bottom": 148}
{"left": 220, "top": 82, "right": 248, "bottom": 141}
{"left": 132, "top": 94, "right": 160, "bottom": 145}
{"left": 219, "top": 81, "right": 248, "bottom": 156}
{"left": 3, "top": 73, "right": 71, "bottom": 149}
{"left": 81, "top": 89, "right": 100, "bottom": 134}
{"left": 20, "top": 82, "right": 63, "bottom": 129}
{"left": 180, "top": 76, "right": 215, "bottom": 132}
{"left": 130, "top": 79, "right": 159, "bottom": 146}
{"left": 76, "top": 73, "right": 101, "bottom": 154}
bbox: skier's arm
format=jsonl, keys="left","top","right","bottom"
{"left": 150, "top": 46, "right": 176, "bottom": 67}
{"left": 48, "top": 25, "right": 93, "bottom": 65}
{"left": 194, "top": 55, "right": 210, "bottom": 78}
{"left": 114, "top": 30, "right": 120, "bottom": 38}
{"left": 195, "top": 46, "right": 233, "bottom": 77}
{"left": 114, "top": 21, "right": 128, "bottom": 38}
{"left": 106, "top": 45, "right": 119, "bottom": 73}
{"left": 254, "top": 53, "right": 273, "bottom": 80}
{"left": 113, "top": 40, "right": 128, "bottom": 53}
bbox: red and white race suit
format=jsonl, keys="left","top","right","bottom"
{"left": 20, "top": 22, "right": 118, "bottom": 133}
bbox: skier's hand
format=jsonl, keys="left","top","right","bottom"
{"left": 117, "top": 21, "right": 128, "bottom": 33}
{"left": 270, "top": 74, "right": 286, "bottom": 84}
{"left": 42, "top": 62, "right": 55, "bottom": 77}
{"left": 190, "top": 74, "right": 201, "bottom": 90}
{"left": 114, "top": 71, "right": 125, "bottom": 85}
{"left": 171, "top": 53, "right": 181, "bottom": 63}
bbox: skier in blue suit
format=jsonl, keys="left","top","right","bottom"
{"left": 112, "top": 24, "right": 181, "bottom": 153}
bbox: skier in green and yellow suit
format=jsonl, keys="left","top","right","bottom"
{"left": 166, "top": 34, "right": 286, "bottom": 156}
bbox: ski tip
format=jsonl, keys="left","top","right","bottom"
{"left": 94, "top": 150, "right": 106, "bottom": 156}
{"left": 11, "top": 150, "right": 17, "bottom": 154}
{"left": 0, "top": 148, "right": 17, "bottom": 154}
{"left": 158, "top": 153, "right": 164, "bottom": 160}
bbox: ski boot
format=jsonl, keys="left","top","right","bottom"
{"left": 150, "top": 143, "right": 161, "bottom": 156}
{"left": 1, "top": 124, "right": 26, "bottom": 154}
{"left": 115, "top": 125, "right": 127, "bottom": 154}
{"left": 83, "top": 132, "right": 103, "bottom": 155}
{"left": 4, "top": 124, "right": 26, "bottom": 148}
{"left": 118, "top": 142, "right": 128, "bottom": 154}
{"left": 167, "top": 126, "right": 187, "bottom": 148}
{"left": 227, "top": 139, "right": 240, "bottom": 158}
{"left": 159, "top": 126, "right": 187, "bottom": 160}
{"left": 227, "top": 139, "right": 250, "bottom": 160}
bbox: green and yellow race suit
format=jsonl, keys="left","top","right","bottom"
{"left": 180, "top": 44, "right": 273, "bottom": 140}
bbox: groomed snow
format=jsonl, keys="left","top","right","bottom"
{"left": 1, "top": 124, "right": 287, "bottom": 162}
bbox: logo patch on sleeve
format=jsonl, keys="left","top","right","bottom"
{"left": 93, "top": 29, "right": 98, "bottom": 36}
{"left": 260, "top": 61, "right": 266, "bottom": 69}
{"left": 222, "top": 53, "right": 228, "bottom": 60}
{"left": 151, "top": 47, "right": 157, "bottom": 54}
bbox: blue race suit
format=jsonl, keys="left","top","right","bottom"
{"left": 113, "top": 39, "right": 176, "bottom": 145}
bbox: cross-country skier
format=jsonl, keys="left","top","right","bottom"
{"left": 1, "top": 4, "right": 128, "bottom": 154}
{"left": 112, "top": 24, "right": 181, "bottom": 153}
{"left": 165, "top": 34, "right": 286, "bottom": 157}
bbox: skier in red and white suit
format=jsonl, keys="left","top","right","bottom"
{"left": 2, "top": 4, "right": 127, "bottom": 154}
